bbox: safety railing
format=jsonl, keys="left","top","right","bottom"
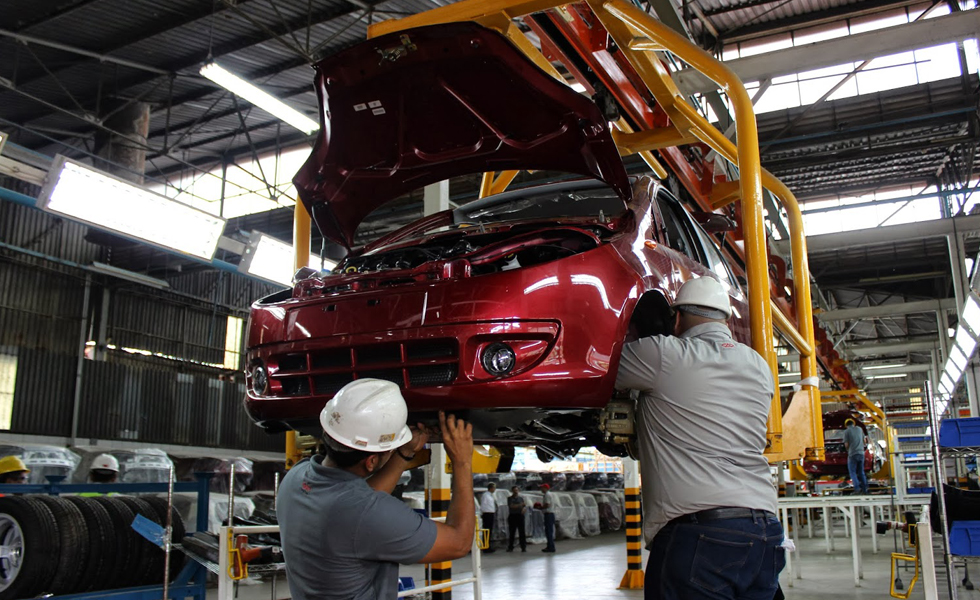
{"left": 366, "top": 0, "right": 823, "bottom": 460}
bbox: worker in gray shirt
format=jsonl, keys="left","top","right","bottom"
{"left": 843, "top": 418, "right": 869, "bottom": 494}
{"left": 277, "top": 379, "right": 475, "bottom": 600}
{"left": 616, "top": 276, "right": 784, "bottom": 600}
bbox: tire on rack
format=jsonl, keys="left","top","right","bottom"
{"left": 141, "top": 495, "right": 186, "bottom": 580}
{"left": 116, "top": 496, "right": 166, "bottom": 586}
{"left": 31, "top": 495, "right": 89, "bottom": 595}
{"left": 64, "top": 496, "right": 117, "bottom": 592}
{"left": 93, "top": 496, "right": 141, "bottom": 590}
{"left": 0, "top": 496, "right": 60, "bottom": 600}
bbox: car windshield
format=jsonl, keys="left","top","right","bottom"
{"left": 454, "top": 181, "right": 626, "bottom": 225}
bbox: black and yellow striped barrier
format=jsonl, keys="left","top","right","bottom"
{"left": 427, "top": 487, "right": 452, "bottom": 599}
{"left": 619, "top": 486, "right": 644, "bottom": 589}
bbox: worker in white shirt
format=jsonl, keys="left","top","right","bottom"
{"left": 616, "top": 276, "right": 783, "bottom": 600}
{"left": 479, "top": 482, "right": 498, "bottom": 553}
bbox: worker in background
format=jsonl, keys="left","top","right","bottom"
{"left": 277, "top": 378, "right": 475, "bottom": 600}
{"left": 89, "top": 454, "right": 120, "bottom": 483}
{"left": 616, "top": 276, "right": 783, "bottom": 600}
{"left": 843, "top": 418, "right": 869, "bottom": 495}
{"left": 540, "top": 483, "right": 556, "bottom": 552}
{"left": 479, "top": 482, "right": 498, "bottom": 553}
{"left": 0, "top": 456, "right": 29, "bottom": 485}
{"left": 506, "top": 485, "right": 527, "bottom": 552}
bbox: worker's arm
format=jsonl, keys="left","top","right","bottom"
{"left": 419, "top": 412, "right": 475, "bottom": 563}
{"left": 615, "top": 337, "right": 664, "bottom": 392}
{"left": 367, "top": 424, "right": 429, "bottom": 494}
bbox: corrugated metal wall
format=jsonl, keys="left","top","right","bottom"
{"left": 0, "top": 199, "right": 284, "bottom": 454}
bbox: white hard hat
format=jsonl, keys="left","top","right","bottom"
{"left": 91, "top": 453, "right": 120, "bottom": 472}
{"left": 319, "top": 379, "right": 413, "bottom": 452}
{"left": 674, "top": 276, "right": 732, "bottom": 319}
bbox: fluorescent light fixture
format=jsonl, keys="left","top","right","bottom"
{"left": 89, "top": 262, "right": 169, "bottom": 289}
{"left": 0, "top": 131, "right": 7, "bottom": 156}
{"left": 38, "top": 156, "right": 225, "bottom": 260}
{"left": 238, "top": 231, "right": 336, "bottom": 287}
{"left": 862, "top": 363, "right": 907, "bottom": 371}
{"left": 865, "top": 373, "right": 909, "bottom": 380}
{"left": 200, "top": 63, "right": 319, "bottom": 134}
{"left": 956, "top": 324, "right": 978, "bottom": 357}
{"left": 570, "top": 82, "right": 587, "bottom": 93}
{"left": 963, "top": 293, "right": 980, "bottom": 335}
{"left": 945, "top": 358, "right": 964, "bottom": 383}
{"left": 950, "top": 344, "right": 969, "bottom": 372}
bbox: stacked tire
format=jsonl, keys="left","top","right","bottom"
{"left": 0, "top": 495, "right": 185, "bottom": 598}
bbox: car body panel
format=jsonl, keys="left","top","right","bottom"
{"left": 293, "top": 21, "right": 631, "bottom": 247}
{"left": 245, "top": 177, "right": 750, "bottom": 438}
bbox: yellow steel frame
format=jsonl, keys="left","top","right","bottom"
{"left": 366, "top": 0, "right": 823, "bottom": 459}
{"left": 283, "top": 0, "right": 823, "bottom": 463}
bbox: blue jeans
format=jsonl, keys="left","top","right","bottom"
{"left": 645, "top": 513, "right": 785, "bottom": 600}
{"left": 544, "top": 513, "right": 556, "bottom": 550}
{"left": 848, "top": 454, "right": 868, "bottom": 494}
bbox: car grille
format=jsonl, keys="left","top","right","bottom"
{"left": 272, "top": 339, "right": 458, "bottom": 397}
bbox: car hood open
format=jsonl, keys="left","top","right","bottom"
{"left": 293, "top": 21, "right": 632, "bottom": 248}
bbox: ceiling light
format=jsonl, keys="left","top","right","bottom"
{"left": 88, "top": 262, "right": 169, "bottom": 289}
{"left": 200, "top": 63, "right": 319, "bottom": 134}
{"left": 862, "top": 363, "right": 907, "bottom": 371}
{"left": 964, "top": 293, "right": 980, "bottom": 336}
{"left": 865, "top": 373, "right": 909, "bottom": 380}
{"left": 38, "top": 156, "right": 225, "bottom": 260}
{"left": 956, "top": 324, "right": 978, "bottom": 357}
{"left": 238, "top": 231, "right": 336, "bottom": 287}
{"left": 570, "top": 82, "right": 587, "bottom": 93}
{"left": 950, "top": 344, "right": 969, "bottom": 371}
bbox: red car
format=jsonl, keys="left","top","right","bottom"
{"left": 244, "top": 23, "right": 749, "bottom": 457}
{"left": 802, "top": 410, "right": 885, "bottom": 478}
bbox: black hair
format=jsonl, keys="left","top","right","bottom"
{"left": 323, "top": 434, "right": 373, "bottom": 468}
{"left": 0, "top": 471, "right": 26, "bottom": 483}
{"left": 90, "top": 469, "right": 117, "bottom": 483}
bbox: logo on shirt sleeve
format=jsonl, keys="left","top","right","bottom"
{"left": 301, "top": 481, "right": 311, "bottom": 493}
{"left": 722, "top": 342, "right": 735, "bottom": 348}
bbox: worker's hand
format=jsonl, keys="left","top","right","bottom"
{"left": 404, "top": 423, "right": 430, "bottom": 454}
{"left": 439, "top": 411, "right": 473, "bottom": 468}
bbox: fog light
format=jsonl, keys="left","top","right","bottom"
{"left": 251, "top": 364, "right": 269, "bottom": 395}
{"left": 481, "top": 343, "right": 516, "bottom": 376}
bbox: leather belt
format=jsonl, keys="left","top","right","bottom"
{"left": 668, "top": 507, "right": 775, "bottom": 527}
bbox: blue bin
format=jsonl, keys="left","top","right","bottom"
{"left": 398, "top": 577, "right": 416, "bottom": 592}
{"left": 939, "top": 418, "right": 980, "bottom": 448}
{"left": 950, "top": 521, "right": 980, "bottom": 556}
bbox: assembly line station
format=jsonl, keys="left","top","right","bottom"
{"left": 1, "top": 0, "right": 980, "bottom": 598}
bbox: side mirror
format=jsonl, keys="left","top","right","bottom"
{"left": 691, "top": 211, "right": 737, "bottom": 233}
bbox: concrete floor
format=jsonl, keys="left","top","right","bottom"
{"left": 209, "top": 525, "right": 980, "bottom": 599}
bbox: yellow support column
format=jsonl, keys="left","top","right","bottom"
{"left": 286, "top": 199, "right": 312, "bottom": 469}
{"left": 619, "top": 458, "right": 644, "bottom": 589}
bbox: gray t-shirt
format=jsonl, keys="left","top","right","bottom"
{"left": 616, "top": 322, "right": 778, "bottom": 546}
{"left": 278, "top": 456, "right": 438, "bottom": 600}
{"left": 843, "top": 425, "right": 865, "bottom": 458}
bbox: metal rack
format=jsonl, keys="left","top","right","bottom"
{"left": 0, "top": 474, "right": 212, "bottom": 600}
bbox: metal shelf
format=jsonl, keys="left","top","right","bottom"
{"left": 939, "top": 446, "right": 980, "bottom": 458}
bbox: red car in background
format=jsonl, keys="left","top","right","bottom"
{"left": 243, "top": 22, "right": 750, "bottom": 457}
{"left": 802, "top": 409, "right": 886, "bottom": 479}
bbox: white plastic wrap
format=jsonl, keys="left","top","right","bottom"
{"left": 588, "top": 491, "right": 624, "bottom": 531}
{"left": 208, "top": 496, "right": 255, "bottom": 534}
{"left": 522, "top": 492, "right": 546, "bottom": 545}
{"left": 570, "top": 492, "right": 601, "bottom": 536}
{"left": 550, "top": 492, "right": 582, "bottom": 539}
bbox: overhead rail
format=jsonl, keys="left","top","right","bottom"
{"left": 364, "top": 0, "right": 824, "bottom": 460}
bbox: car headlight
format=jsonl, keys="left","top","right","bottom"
{"left": 251, "top": 364, "right": 269, "bottom": 395}
{"left": 481, "top": 343, "right": 516, "bottom": 376}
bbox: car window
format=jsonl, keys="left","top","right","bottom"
{"left": 691, "top": 221, "right": 740, "bottom": 292}
{"left": 655, "top": 193, "right": 698, "bottom": 261}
